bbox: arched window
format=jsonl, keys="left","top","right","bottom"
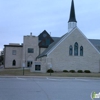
{"left": 12, "top": 60, "right": 16, "bottom": 66}
{"left": 80, "top": 46, "right": 83, "bottom": 56}
{"left": 69, "top": 45, "right": 73, "bottom": 56}
{"left": 74, "top": 42, "right": 78, "bottom": 56}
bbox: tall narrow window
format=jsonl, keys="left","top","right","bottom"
{"left": 74, "top": 42, "right": 78, "bottom": 56}
{"left": 69, "top": 45, "right": 73, "bottom": 56}
{"left": 80, "top": 46, "right": 83, "bottom": 56}
{"left": 12, "top": 60, "right": 16, "bottom": 66}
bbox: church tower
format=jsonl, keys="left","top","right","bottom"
{"left": 68, "top": 0, "right": 77, "bottom": 32}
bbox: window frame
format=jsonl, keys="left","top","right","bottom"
{"left": 27, "top": 61, "right": 33, "bottom": 67}
{"left": 35, "top": 65, "right": 41, "bottom": 71}
{"left": 80, "top": 46, "right": 83, "bottom": 56}
{"left": 69, "top": 45, "right": 73, "bottom": 56}
{"left": 28, "top": 48, "right": 34, "bottom": 53}
{"left": 12, "top": 60, "right": 16, "bottom": 66}
{"left": 74, "top": 42, "right": 78, "bottom": 56}
{"left": 12, "top": 50, "right": 16, "bottom": 55}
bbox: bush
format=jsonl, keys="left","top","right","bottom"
{"left": 69, "top": 70, "right": 76, "bottom": 73}
{"left": 84, "top": 70, "right": 91, "bottom": 73}
{"left": 63, "top": 70, "right": 68, "bottom": 72}
{"left": 77, "top": 70, "right": 83, "bottom": 73}
{"left": 47, "top": 69, "right": 54, "bottom": 73}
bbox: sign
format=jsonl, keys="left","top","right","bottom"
{"left": 22, "top": 63, "right": 25, "bottom": 68}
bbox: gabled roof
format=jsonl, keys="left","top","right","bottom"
{"left": 89, "top": 39, "right": 100, "bottom": 52}
{"left": 38, "top": 30, "right": 54, "bottom": 48}
{"left": 37, "top": 27, "right": 100, "bottom": 58}
{"left": 52, "top": 37, "right": 60, "bottom": 42}
{"left": 38, "top": 30, "right": 49, "bottom": 41}
{"left": 37, "top": 33, "right": 69, "bottom": 58}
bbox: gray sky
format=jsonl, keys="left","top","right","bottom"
{"left": 0, "top": 0, "right": 100, "bottom": 50}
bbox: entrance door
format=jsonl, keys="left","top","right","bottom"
{"left": 27, "top": 61, "right": 32, "bottom": 67}
{"left": 35, "top": 65, "right": 41, "bottom": 71}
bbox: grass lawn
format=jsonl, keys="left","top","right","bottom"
{"left": 0, "top": 68, "right": 100, "bottom": 77}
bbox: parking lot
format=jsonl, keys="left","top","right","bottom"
{"left": 0, "top": 77, "right": 100, "bottom": 100}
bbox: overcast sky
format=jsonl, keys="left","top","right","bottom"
{"left": 0, "top": 0, "right": 100, "bottom": 50}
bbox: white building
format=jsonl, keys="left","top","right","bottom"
{"left": 4, "top": 0, "right": 100, "bottom": 72}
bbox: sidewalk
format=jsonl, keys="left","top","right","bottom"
{"left": 0, "top": 75, "right": 100, "bottom": 81}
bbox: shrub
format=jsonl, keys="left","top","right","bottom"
{"left": 69, "top": 70, "right": 76, "bottom": 73}
{"left": 63, "top": 70, "right": 68, "bottom": 72}
{"left": 84, "top": 70, "right": 91, "bottom": 73}
{"left": 77, "top": 70, "right": 83, "bottom": 73}
{"left": 47, "top": 69, "right": 54, "bottom": 73}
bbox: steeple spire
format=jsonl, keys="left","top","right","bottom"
{"left": 68, "top": 0, "right": 77, "bottom": 22}
{"left": 68, "top": 0, "right": 77, "bottom": 32}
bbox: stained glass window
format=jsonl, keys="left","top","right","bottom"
{"left": 74, "top": 42, "right": 78, "bottom": 56}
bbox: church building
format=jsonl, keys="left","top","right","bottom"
{"left": 4, "top": 0, "right": 100, "bottom": 72}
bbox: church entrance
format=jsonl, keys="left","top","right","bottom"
{"left": 27, "top": 61, "right": 32, "bottom": 67}
{"left": 35, "top": 65, "right": 41, "bottom": 71}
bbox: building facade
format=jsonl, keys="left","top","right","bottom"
{"left": 4, "top": 0, "right": 100, "bottom": 72}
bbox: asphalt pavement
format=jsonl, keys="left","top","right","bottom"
{"left": 0, "top": 77, "right": 100, "bottom": 100}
